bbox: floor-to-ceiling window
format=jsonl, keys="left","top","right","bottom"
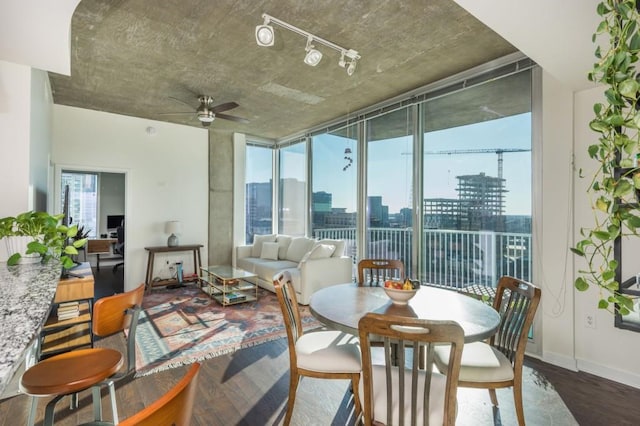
{"left": 366, "top": 108, "right": 414, "bottom": 272}
{"left": 245, "top": 144, "right": 273, "bottom": 244}
{"left": 310, "top": 124, "right": 358, "bottom": 257}
{"left": 61, "top": 171, "right": 98, "bottom": 237}
{"left": 421, "top": 70, "right": 532, "bottom": 287}
{"left": 279, "top": 141, "right": 307, "bottom": 236}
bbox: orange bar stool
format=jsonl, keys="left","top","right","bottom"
{"left": 20, "top": 284, "right": 145, "bottom": 426}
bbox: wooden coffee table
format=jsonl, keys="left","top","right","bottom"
{"left": 199, "top": 265, "right": 258, "bottom": 306}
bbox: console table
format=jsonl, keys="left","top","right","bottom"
{"left": 144, "top": 244, "right": 203, "bottom": 292}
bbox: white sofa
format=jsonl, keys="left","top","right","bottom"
{"left": 235, "top": 234, "right": 352, "bottom": 305}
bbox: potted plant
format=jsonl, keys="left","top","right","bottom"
{"left": 0, "top": 211, "right": 88, "bottom": 268}
{"left": 572, "top": 0, "right": 640, "bottom": 315}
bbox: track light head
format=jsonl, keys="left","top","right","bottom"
{"left": 255, "top": 18, "right": 274, "bottom": 46}
{"left": 304, "top": 37, "right": 322, "bottom": 66}
{"left": 346, "top": 59, "right": 357, "bottom": 76}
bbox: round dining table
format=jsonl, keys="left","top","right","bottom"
{"left": 309, "top": 283, "right": 501, "bottom": 343}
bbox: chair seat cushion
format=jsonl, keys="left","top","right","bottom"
{"left": 434, "top": 342, "right": 514, "bottom": 383}
{"left": 295, "top": 330, "right": 361, "bottom": 373}
{"left": 359, "top": 364, "right": 448, "bottom": 425}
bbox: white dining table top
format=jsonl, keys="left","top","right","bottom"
{"left": 309, "top": 283, "right": 501, "bottom": 343}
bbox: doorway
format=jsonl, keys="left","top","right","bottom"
{"left": 55, "top": 166, "right": 127, "bottom": 297}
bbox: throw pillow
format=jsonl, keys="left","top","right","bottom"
{"left": 317, "top": 239, "right": 346, "bottom": 257}
{"left": 309, "top": 243, "right": 335, "bottom": 259}
{"left": 260, "top": 242, "right": 279, "bottom": 260}
{"left": 251, "top": 234, "right": 276, "bottom": 258}
{"left": 276, "top": 235, "right": 292, "bottom": 259}
{"left": 297, "top": 244, "right": 335, "bottom": 269}
{"left": 286, "top": 237, "right": 315, "bottom": 262}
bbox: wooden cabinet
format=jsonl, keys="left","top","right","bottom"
{"left": 39, "top": 263, "right": 94, "bottom": 359}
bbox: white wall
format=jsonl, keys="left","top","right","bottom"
{"left": 571, "top": 87, "right": 640, "bottom": 387}
{"left": 29, "top": 68, "right": 53, "bottom": 211}
{"left": 0, "top": 61, "right": 32, "bottom": 217}
{"left": 52, "top": 105, "right": 209, "bottom": 291}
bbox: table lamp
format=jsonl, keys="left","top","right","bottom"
{"left": 165, "top": 221, "right": 181, "bottom": 247}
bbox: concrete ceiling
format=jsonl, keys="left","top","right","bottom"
{"left": 47, "top": 0, "right": 518, "bottom": 140}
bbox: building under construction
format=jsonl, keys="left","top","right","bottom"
{"left": 424, "top": 172, "right": 507, "bottom": 231}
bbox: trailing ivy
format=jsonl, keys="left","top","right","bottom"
{"left": 572, "top": 0, "right": 640, "bottom": 314}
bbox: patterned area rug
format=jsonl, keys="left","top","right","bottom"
{"left": 134, "top": 285, "right": 321, "bottom": 377}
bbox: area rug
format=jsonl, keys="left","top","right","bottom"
{"left": 134, "top": 286, "right": 321, "bottom": 377}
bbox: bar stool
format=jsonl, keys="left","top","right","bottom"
{"left": 20, "top": 283, "right": 145, "bottom": 426}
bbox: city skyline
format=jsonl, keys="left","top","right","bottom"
{"left": 247, "top": 112, "right": 532, "bottom": 216}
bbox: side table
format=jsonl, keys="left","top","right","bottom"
{"left": 144, "top": 244, "right": 203, "bottom": 292}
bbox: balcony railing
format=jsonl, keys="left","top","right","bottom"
{"left": 313, "top": 227, "right": 532, "bottom": 290}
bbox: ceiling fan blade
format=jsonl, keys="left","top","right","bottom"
{"left": 210, "top": 102, "right": 239, "bottom": 114}
{"left": 169, "top": 96, "right": 196, "bottom": 109}
{"left": 216, "top": 112, "right": 249, "bottom": 124}
{"left": 157, "top": 111, "right": 194, "bottom": 116}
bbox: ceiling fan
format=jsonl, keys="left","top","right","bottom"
{"left": 160, "top": 95, "right": 249, "bottom": 127}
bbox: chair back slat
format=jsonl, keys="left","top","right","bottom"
{"left": 490, "top": 276, "right": 541, "bottom": 365}
{"left": 359, "top": 313, "right": 464, "bottom": 426}
{"left": 274, "top": 271, "right": 304, "bottom": 367}
{"left": 357, "top": 259, "right": 405, "bottom": 287}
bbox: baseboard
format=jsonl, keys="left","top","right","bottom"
{"left": 541, "top": 350, "right": 578, "bottom": 371}
{"left": 576, "top": 358, "right": 640, "bottom": 389}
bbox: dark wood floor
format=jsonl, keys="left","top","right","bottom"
{"left": 2, "top": 266, "right": 640, "bottom": 425}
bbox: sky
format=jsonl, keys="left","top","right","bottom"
{"left": 247, "top": 112, "right": 532, "bottom": 216}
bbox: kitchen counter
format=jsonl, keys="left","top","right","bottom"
{"left": 0, "top": 261, "right": 60, "bottom": 396}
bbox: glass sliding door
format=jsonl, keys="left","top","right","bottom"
{"left": 421, "top": 70, "right": 532, "bottom": 288}
{"left": 279, "top": 141, "right": 307, "bottom": 236}
{"left": 245, "top": 144, "right": 273, "bottom": 244}
{"left": 366, "top": 108, "right": 414, "bottom": 274}
{"left": 311, "top": 124, "right": 358, "bottom": 259}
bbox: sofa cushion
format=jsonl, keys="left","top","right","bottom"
{"left": 276, "top": 235, "right": 292, "bottom": 260}
{"left": 285, "top": 237, "right": 315, "bottom": 262}
{"left": 251, "top": 234, "right": 277, "bottom": 257}
{"left": 317, "top": 239, "right": 346, "bottom": 257}
{"left": 236, "top": 256, "right": 274, "bottom": 274}
{"left": 254, "top": 260, "right": 298, "bottom": 282}
{"left": 260, "top": 242, "right": 279, "bottom": 260}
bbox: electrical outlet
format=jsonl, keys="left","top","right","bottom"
{"left": 585, "top": 313, "right": 596, "bottom": 329}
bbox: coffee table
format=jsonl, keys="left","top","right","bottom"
{"left": 199, "top": 265, "right": 258, "bottom": 306}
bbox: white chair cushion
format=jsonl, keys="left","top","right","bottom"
{"left": 295, "top": 330, "right": 361, "bottom": 373}
{"left": 260, "top": 242, "right": 279, "bottom": 260}
{"left": 358, "top": 364, "right": 448, "bottom": 425}
{"left": 251, "top": 234, "right": 276, "bottom": 257}
{"left": 434, "top": 342, "right": 514, "bottom": 383}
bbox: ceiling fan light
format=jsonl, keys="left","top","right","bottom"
{"left": 255, "top": 24, "right": 274, "bottom": 46}
{"left": 304, "top": 48, "right": 323, "bottom": 66}
{"left": 198, "top": 111, "right": 215, "bottom": 123}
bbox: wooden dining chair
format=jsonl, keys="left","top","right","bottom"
{"left": 358, "top": 312, "right": 464, "bottom": 426}
{"left": 273, "top": 271, "right": 362, "bottom": 426}
{"left": 433, "top": 276, "right": 541, "bottom": 426}
{"left": 357, "top": 259, "right": 404, "bottom": 286}
{"left": 20, "top": 283, "right": 145, "bottom": 426}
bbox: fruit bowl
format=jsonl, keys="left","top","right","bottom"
{"left": 383, "top": 279, "right": 419, "bottom": 305}
{"left": 383, "top": 287, "right": 417, "bottom": 305}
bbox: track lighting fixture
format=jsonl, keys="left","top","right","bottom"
{"left": 255, "top": 13, "right": 360, "bottom": 76}
{"left": 255, "top": 16, "right": 274, "bottom": 46}
{"left": 304, "top": 37, "right": 323, "bottom": 66}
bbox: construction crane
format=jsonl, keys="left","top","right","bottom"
{"left": 423, "top": 148, "right": 531, "bottom": 179}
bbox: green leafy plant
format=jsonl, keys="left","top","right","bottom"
{"left": 572, "top": 0, "right": 640, "bottom": 314}
{"left": 0, "top": 211, "right": 88, "bottom": 269}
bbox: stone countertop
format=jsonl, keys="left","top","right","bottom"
{"left": 0, "top": 261, "right": 60, "bottom": 396}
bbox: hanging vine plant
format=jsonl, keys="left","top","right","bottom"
{"left": 572, "top": 0, "right": 640, "bottom": 314}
